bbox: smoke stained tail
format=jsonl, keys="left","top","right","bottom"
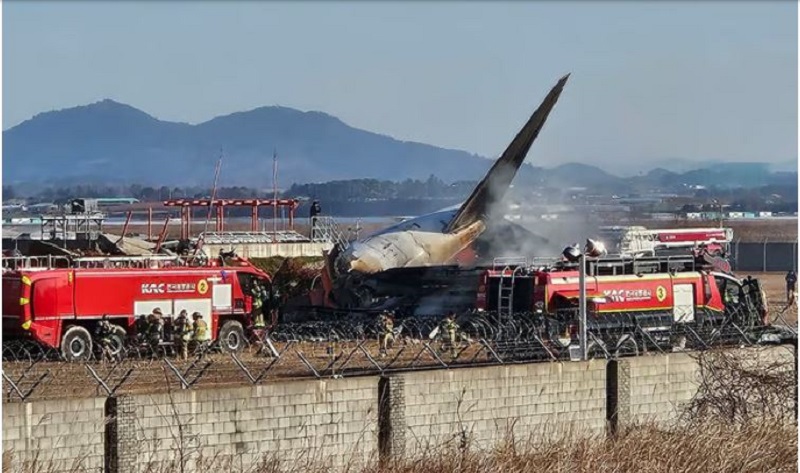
{"left": 444, "top": 74, "right": 571, "bottom": 234}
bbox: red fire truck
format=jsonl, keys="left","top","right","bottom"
{"left": 476, "top": 254, "right": 768, "bottom": 352}
{"left": 2, "top": 256, "right": 271, "bottom": 360}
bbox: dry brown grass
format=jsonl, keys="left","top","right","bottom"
{"left": 6, "top": 419, "right": 794, "bottom": 473}
{"left": 357, "top": 421, "right": 797, "bottom": 473}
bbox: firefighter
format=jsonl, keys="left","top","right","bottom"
{"left": 378, "top": 311, "right": 395, "bottom": 356}
{"left": 442, "top": 311, "right": 459, "bottom": 358}
{"left": 191, "top": 312, "right": 211, "bottom": 355}
{"left": 173, "top": 310, "right": 192, "bottom": 361}
{"left": 786, "top": 270, "right": 797, "bottom": 305}
{"left": 251, "top": 281, "right": 266, "bottom": 329}
{"left": 95, "top": 314, "right": 116, "bottom": 362}
{"left": 147, "top": 308, "right": 164, "bottom": 358}
{"left": 134, "top": 314, "right": 148, "bottom": 344}
{"left": 269, "top": 285, "right": 282, "bottom": 326}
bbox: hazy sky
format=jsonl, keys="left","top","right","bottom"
{"left": 3, "top": 1, "right": 797, "bottom": 170}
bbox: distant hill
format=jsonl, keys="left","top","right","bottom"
{"left": 3, "top": 100, "right": 502, "bottom": 187}
{"left": 3, "top": 100, "right": 795, "bottom": 191}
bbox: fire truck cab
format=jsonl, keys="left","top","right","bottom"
{"left": 2, "top": 256, "right": 272, "bottom": 360}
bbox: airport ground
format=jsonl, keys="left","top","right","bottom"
{"left": 3, "top": 271, "right": 794, "bottom": 404}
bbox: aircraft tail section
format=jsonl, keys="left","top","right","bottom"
{"left": 445, "top": 74, "right": 570, "bottom": 234}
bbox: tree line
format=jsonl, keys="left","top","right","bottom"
{"left": 3, "top": 175, "right": 478, "bottom": 204}
{"left": 3, "top": 178, "right": 796, "bottom": 215}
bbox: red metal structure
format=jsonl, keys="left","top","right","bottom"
{"left": 162, "top": 199, "right": 301, "bottom": 240}
{"left": 2, "top": 257, "right": 272, "bottom": 360}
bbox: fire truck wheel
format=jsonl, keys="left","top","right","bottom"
{"left": 218, "top": 320, "right": 245, "bottom": 353}
{"left": 61, "top": 326, "right": 93, "bottom": 362}
{"left": 105, "top": 325, "right": 128, "bottom": 358}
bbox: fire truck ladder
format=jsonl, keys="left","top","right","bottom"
{"left": 72, "top": 255, "right": 190, "bottom": 269}
{"left": 2, "top": 255, "right": 71, "bottom": 271}
{"left": 585, "top": 254, "right": 698, "bottom": 276}
{"left": 493, "top": 257, "right": 528, "bottom": 323}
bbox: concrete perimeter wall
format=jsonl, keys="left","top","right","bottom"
{"left": 2, "top": 397, "right": 106, "bottom": 472}
{"left": 3, "top": 346, "right": 795, "bottom": 473}
{"left": 121, "top": 377, "right": 378, "bottom": 472}
{"left": 382, "top": 360, "right": 606, "bottom": 458}
{"left": 614, "top": 352, "right": 700, "bottom": 425}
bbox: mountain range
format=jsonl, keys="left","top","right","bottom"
{"left": 3, "top": 100, "right": 796, "bottom": 191}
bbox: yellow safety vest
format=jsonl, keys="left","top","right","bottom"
{"left": 193, "top": 320, "right": 211, "bottom": 341}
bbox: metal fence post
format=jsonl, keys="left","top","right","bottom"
{"left": 579, "top": 253, "right": 588, "bottom": 361}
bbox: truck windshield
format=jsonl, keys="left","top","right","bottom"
{"left": 714, "top": 275, "right": 742, "bottom": 307}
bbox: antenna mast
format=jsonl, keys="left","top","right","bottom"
{"left": 192, "top": 152, "right": 223, "bottom": 260}
{"left": 205, "top": 153, "right": 223, "bottom": 235}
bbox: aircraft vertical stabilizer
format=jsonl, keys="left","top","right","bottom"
{"left": 444, "top": 74, "right": 570, "bottom": 233}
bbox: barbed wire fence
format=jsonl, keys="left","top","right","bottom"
{"left": 3, "top": 310, "right": 796, "bottom": 404}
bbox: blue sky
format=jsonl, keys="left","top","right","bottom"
{"left": 3, "top": 1, "right": 797, "bottom": 171}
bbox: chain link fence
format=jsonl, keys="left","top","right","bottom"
{"left": 730, "top": 239, "right": 798, "bottom": 272}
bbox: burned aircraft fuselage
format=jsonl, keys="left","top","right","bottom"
{"left": 328, "top": 74, "right": 571, "bottom": 309}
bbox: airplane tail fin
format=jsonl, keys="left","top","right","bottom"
{"left": 445, "top": 74, "right": 570, "bottom": 234}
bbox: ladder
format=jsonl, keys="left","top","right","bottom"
{"left": 72, "top": 255, "right": 190, "bottom": 269}
{"left": 492, "top": 256, "right": 528, "bottom": 270}
{"left": 311, "top": 216, "right": 349, "bottom": 249}
{"left": 2, "top": 255, "right": 71, "bottom": 271}
{"left": 497, "top": 265, "right": 524, "bottom": 322}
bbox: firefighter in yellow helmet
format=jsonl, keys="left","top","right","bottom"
{"left": 442, "top": 311, "right": 459, "bottom": 358}
{"left": 191, "top": 312, "right": 211, "bottom": 355}
{"left": 251, "top": 281, "right": 266, "bottom": 329}
{"left": 173, "top": 310, "right": 192, "bottom": 361}
{"left": 147, "top": 308, "right": 164, "bottom": 358}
